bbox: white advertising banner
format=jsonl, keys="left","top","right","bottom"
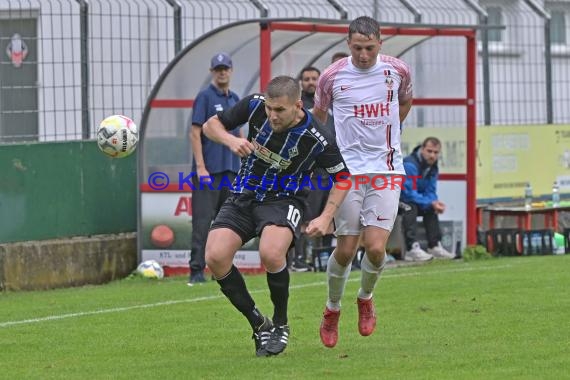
{"left": 140, "top": 191, "right": 262, "bottom": 273}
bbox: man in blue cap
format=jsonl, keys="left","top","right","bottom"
{"left": 188, "top": 52, "right": 242, "bottom": 285}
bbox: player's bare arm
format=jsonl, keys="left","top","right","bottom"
{"left": 203, "top": 115, "right": 254, "bottom": 157}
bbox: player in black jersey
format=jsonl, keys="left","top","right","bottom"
{"left": 202, "top": 75, "right": 349, "bottom": 356}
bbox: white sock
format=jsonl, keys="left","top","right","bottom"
{"left": 326, "top": 252, "right": 352, "bottom": 311}
{"left": 358, "top": 253, "right": 386, "bottom": 300}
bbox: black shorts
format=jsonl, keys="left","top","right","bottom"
{"left": 211, "top": 194, "right": 305, "bottom": 245}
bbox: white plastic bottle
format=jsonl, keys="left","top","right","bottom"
{"left": 552, "top": 181, "right": 560, "bottom": 207}
{"left": 524, "top": 183, "right": 533, "bottom": 210}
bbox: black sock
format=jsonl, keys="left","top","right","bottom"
{"left": 266, "top": 267, "right": 290, "bottom": 326}
{"left": 217, "top": 265, "right": 264, "bottom": 330}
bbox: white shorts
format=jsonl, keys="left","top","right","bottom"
{"left": 334, "top": 174, "right": 402, "bottom": 236}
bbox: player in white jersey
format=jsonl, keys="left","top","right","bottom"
{"left": 307, "top": 16, "right": 413, "bottom": 348}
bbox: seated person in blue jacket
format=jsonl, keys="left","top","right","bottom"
{"left": 400, "top": 137, "right": 455, "bottom": 261}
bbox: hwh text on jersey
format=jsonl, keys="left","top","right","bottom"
{"left": 353, "top": 103, "right": 390, "bottom": 118}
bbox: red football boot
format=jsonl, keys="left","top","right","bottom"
{"left": 357, "top": 297, "right": 376, "bottom": 336}
{"left": 320, "top": 307, "right": 340, "bottom": 348}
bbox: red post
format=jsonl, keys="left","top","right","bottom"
{"left": 259, "top": 22, "right": 271, "bottom": 93}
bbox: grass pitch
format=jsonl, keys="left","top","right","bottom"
{"left": 1, "top": 256, "right": 569, "bottom": 379}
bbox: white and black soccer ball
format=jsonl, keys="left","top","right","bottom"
{"left": 136, "top": 260, "right": 164, "bottom": 279}
{"left": 96, "top": 115, "right": 138, "bottom": 158}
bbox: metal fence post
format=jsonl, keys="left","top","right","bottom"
{"left": 249, "top": 0, "right": 269, "bottom": 17}
{"left": 373, "top": 0, "right": 379, "bottom": 21}
{"left": 165, "top": 0, "right": 182, "bottom": 54}
{"left": 76, "top": 0, "right": 90, "bottom": 139}
{"left": 326, "top": 0, "right": 348, "bottom": 20}
{"left": 398, "top": 0, "right": 422, "bottom": 23}
{"left": 397, "top": 0, "right": 423, "bottom": 126}
{"left": 479, "top": 14, "right": 491, "bottom": 126}
{"left": 463, "top": 0, "right": 491, "bottom": 125}
{"left": 543, "top": 18, "right": 553, "bottom": 124}
{"left": 523, "top": 0, "right": 553, "bottom": 124}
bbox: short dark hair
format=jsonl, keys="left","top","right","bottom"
{"left": 331, "top": 52, "right": 349, "bottom": 63}
{"left": 298, "top": 66, "right": 321, "bottom": 80}
{"left": 348, "top": 16, "right": 381, "bottom": 41}
{"left": 422, "top": 137, "right": 442, "bottom": 148}
{"left": 266, "top": 75, "right": 301, "bottom": 102}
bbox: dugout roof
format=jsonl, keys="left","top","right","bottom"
{"left": 146, "top": 18, "right": 462, "bottom": 102}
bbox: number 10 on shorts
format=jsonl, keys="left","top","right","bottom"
{"left": 287, "top": 205, "right": 301, "bottom": 227}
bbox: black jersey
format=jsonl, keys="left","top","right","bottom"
{"left": 217, "top": 94, "right": 348, "bottom": 201}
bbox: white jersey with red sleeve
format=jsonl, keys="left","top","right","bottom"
{"left": 314, "top": 54, "right": 412, "bottom": 175}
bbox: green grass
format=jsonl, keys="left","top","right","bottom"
{"left": 1, "top": 256, "right": 570, "bottom": 379}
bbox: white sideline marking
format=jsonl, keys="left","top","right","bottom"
{"left": 0, "top": 264, "right": 512, "bottom": 328}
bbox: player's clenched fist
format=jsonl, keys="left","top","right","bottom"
{"left": 229, "top": 137, "right": 255, "bottom": 157}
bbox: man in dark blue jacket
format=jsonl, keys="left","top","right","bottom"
{"left": 400, "top": 137, "right": 454, "bottom": 261}
{"left": 188, "top": 52, "right": 242, "bottom": 284}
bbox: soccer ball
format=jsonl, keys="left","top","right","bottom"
{"left": 136, "top": 260, "right": 164, "bottom": 279}
{"left": 96, "top": 115, "right": 138, "bottom": 158}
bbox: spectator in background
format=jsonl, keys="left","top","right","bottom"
{"left": 187, "top": 52, "right": 242, "bottom": 285}
{"left": 300, "top": 66, "right": 320, "bottom": 111}
{"left": 400, "top": 137, "right": 455, "bottom": 261}
{"left": 331, "top": 51, "right": 349, "bottom": 63}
